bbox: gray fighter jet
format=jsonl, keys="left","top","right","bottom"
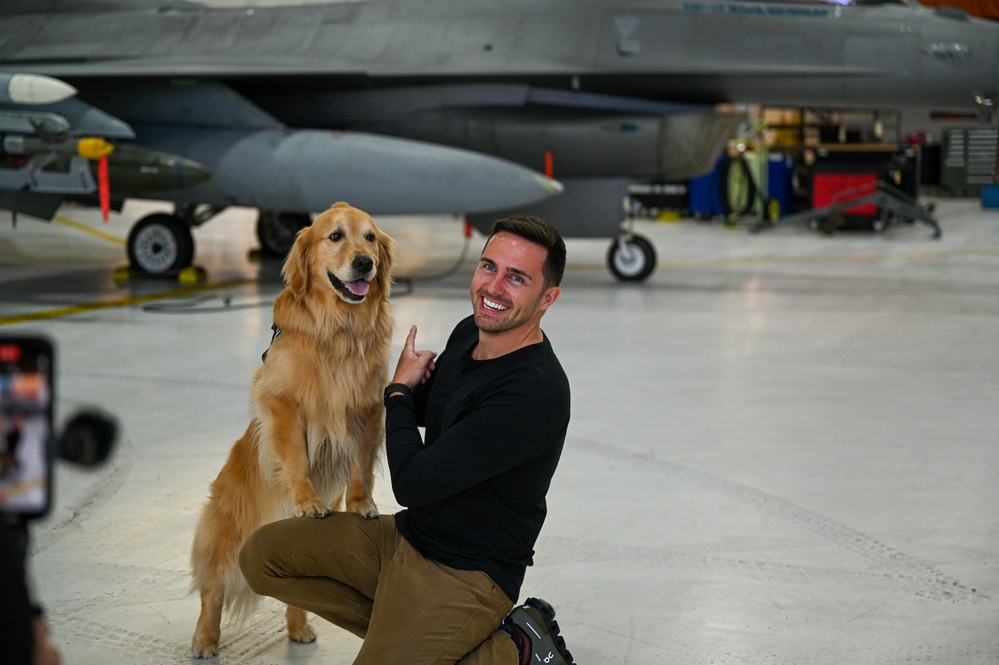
{"left": 1, "top": 0, "right": 997, "bottom": 280}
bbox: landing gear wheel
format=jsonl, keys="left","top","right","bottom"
{"left": 257, "top": 211, "right": 311, "bottom": 257}
{"left": 127, "top": 213, "right": 195, "bottom": 275}
{"left": 607, "top": 234, "right": 656, "bottom": 282}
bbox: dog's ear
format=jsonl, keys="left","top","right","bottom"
{"left": 377, "top": 228, "right": 395, "bottom": 292}
{"left": 282, "top": 225, "right": 312, "bottom": 295}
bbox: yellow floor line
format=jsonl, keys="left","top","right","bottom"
{"left": 567, "top": 248, "right": 999, "bottom": 272}
{"left": 52, "top": 215, "right": 126, "bottom": 246}
{"left": 0, "top": 278, "right": 254, "bottom": 327}
{"left": 661, "top": 248, "right": 999, "bottom": 269}
{"left": 5, "top": 245, "right": 998, "bottom": 325}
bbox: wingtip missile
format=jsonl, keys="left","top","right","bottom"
{"left": 0, "top": 73, "right": 77, "bottom": 105}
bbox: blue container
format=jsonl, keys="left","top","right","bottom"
{"left": 688, "top": 156, "right": 726, "bottom": 217}
{"left": 980, "top": 183, "right": 999, "bottom": 208}
{"left": 766, "top": 154, "right": 795, "bottom": 217}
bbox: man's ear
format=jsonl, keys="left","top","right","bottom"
{"left": 539, "top": 286, "right": 561, "bottom": 311}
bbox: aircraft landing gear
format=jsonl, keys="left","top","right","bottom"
{"left": 123, "top": 205, "right": 309, "bottom": 277}
{"left": 607, "top": 233, "right": 656, "bottom": 282}
{"left": 126, "top": 213, "right": 195, "bottom": 275}
{"left": 257, "top": 210, "right": 311, "bottom": 257}
{"left": 125, "top": 204, "right": 223, "bottom": 276}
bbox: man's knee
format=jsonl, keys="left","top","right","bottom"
{"left": 238, "top": 528, "right": 269, "bottom": 594}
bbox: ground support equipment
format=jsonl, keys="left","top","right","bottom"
{"left": 751, "top": 180, "right": 941, "bottom": 238}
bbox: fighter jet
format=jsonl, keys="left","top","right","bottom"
{"left": 1, "top": 0, "right": 997, "bottom": 280}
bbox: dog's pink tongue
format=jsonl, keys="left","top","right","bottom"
{"left": 346, "top": 280, "right": 369, "bottom": 296}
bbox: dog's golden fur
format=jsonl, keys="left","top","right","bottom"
{"left": 190, "top": 202, "right": 394, "bottom": 658}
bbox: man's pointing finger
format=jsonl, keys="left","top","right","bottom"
{"left": 406, "top": 325, "right": 418, "bottom": 354}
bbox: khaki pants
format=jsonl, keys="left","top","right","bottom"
{"left": 239, "top": 513, "right": 520, "bottom": 665}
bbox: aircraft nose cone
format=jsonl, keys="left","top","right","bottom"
{"left": 532, "top": 173, "right": 564, "bottom": 196}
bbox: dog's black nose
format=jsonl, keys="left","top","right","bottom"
{"left": 353, "top": 255, "right": 374, "bottom": 274}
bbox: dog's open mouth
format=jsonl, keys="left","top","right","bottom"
{"left": 328, "top": 271, "right": 370, "bottom": 302}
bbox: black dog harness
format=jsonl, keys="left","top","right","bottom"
{"left": 261, "top": 324, "right": 282, "bottom": 362}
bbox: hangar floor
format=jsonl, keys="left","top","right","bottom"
{"left": 1, "top": 197, "right": 997, "bottom": 665}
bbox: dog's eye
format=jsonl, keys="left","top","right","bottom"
{"left": 366, "top": 233, "right": 376, "bottom": 243}
{"left": 329, "top": 232, "right": 343, "bottom": 242}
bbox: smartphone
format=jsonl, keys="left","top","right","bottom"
{"left": 0, "top": 335, "right": 55, "bottom": 521}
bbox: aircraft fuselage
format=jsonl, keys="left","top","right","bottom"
{"left": 0, "top": 0, "right": 995, "bottom": 112}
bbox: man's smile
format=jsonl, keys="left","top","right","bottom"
{"left": 481, "top": 296, "right": 510, "bottom": 312}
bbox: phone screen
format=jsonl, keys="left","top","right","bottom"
{"left": 0, "top": 336, "right": 54, "bottom": 520}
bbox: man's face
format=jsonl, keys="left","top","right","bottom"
{"left": 471, "top": 232, "right": 558, "bottom": 334}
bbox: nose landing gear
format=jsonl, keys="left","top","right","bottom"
{"left": 607, "top": 233, "right": 656, "bottom": 282}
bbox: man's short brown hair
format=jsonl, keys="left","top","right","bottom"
{"left": 488, "top": 215, "right": 566, "bottom": 288}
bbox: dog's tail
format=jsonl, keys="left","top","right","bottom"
{"left": 191, "top": 423, "right": 280, "bottom": 623}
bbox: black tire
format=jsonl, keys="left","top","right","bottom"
{"left": 257, "top": 211, "right": 312, "bottom": 257}
{"left": 127, "top": 213, "right": 194, "bottom": 275}
{"left": 607, "top": 234, "right": 657, "bottom": 282}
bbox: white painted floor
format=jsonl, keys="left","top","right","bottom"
{"left": 1, "top": 196, "right": 997, "bottom": 664}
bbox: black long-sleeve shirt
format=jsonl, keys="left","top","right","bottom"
{"left": 385, "top": 315, "right": 570, "bottom": 603}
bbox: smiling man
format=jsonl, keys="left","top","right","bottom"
{"left": 470, "top": 221, "right": 560, "bottom": 344}
{"left": 240, "top": 215, "right": 576, "bottom": 665}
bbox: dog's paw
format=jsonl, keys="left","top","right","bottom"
{"left": 191, "top": 637, "right": 219, "bottom": 659}
{"left": 288, "top": 622, "right": 317, "bottom": 644}
{"left": 293, "top": 498, "right": 331, "bottom": 518}
{"left": 347, "top": 497, "right": 378, "bottom": 519}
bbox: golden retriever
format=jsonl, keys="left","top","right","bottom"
{"left": 190, "top": 202, "right": 394, "bottom": 658}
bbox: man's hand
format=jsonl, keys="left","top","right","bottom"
{"left": 392, "top": 325, "right": 437, "bottom": 389}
